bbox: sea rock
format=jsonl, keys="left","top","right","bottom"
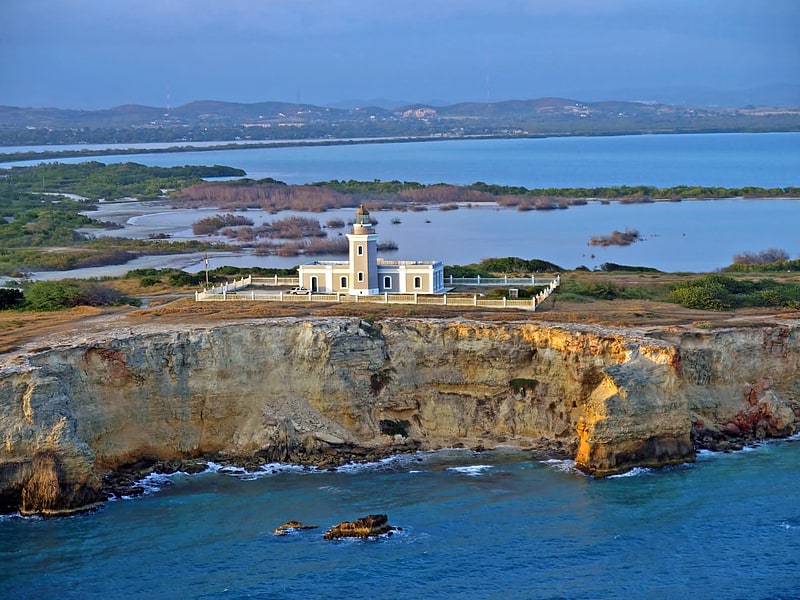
{"left": 273, "top": 521, "right": 319, "bottom": 536}
{"left": 323, "top": 514, "right": 395, "bottom": 540}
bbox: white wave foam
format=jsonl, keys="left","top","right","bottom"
{"left": 539, "top": 458, "right": 583, "bottom": 475}
{"left": 446, "top": 464, "right": 493, "bottom": 476}
{"left": 0, "top": 512, "right": 24, "bottom": 522}
{"left": 694, "top": 435, "right": 793, "bottom": 461}
{"left": 130, "top": 471, "right": 178, "bottom": 497}
{"left": 607, "top": 467, "right": 652, "bottom": 479}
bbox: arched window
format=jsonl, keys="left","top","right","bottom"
{"left": 340, "top": 276, "right": 348, "bottom": 288}
{"left": 413, "top": 276, "right": 422, "bottom": 289}
{"left": 384, "top": 276, "right": 392, "bottom": 289}
{"left": 357, "top": 245, "right": 364, "bottom": 256}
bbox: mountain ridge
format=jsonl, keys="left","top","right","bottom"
{"left": 2, "top": 96, "right": 799, "bottom": 147}
{"left": 3, "top": 96, "right": 799, "bottom": 128}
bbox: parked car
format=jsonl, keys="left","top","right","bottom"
{"left": 288, "top": 287, "right": 311, "bottom": 295}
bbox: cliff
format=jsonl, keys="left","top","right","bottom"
{"left": 1, "top": 317, "right": 798, "bottom": 516}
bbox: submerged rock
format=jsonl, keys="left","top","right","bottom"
{"left": 273, "top": 521, "right": 319, "bottom": 536}
{"left": 323, "top": 514, "right": 396, "bottom": 540}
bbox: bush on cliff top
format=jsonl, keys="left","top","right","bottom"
{"left": 669, "top": 274, "right": 800, "bottom": 311}
{"left": 21, "top": 280, "right": 140, "bottom": 311}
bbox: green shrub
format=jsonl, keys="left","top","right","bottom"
{"left": 138, "top": 275, "right": 161, "bottom": 287}
{"left": 0, "top": 288, "right": 24, "bottom": 310}
{"left": 668, "top": 274, "right": 800, "bottom": 311}
{"left": 600, "top": 263, "right": 661, "bottom": 273}
{"left": 22, "top": 280, "right": 138, "bottom": 311}
{"left": 670, "top": 284, "right": 732, "bottom": 311}
{"left": 23, "top": 281, "right": 83, "bottom": 311}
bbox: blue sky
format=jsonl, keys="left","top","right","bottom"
{"left": 2, "top": 0, "right": 798, "bottom": 109}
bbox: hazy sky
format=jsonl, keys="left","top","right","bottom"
{"left": 2, "top": 0, "right": 798, "bottom": 109}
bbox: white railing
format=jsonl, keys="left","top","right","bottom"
{"left": 195, "top": 275, "right": 252, "bottom": 300}
{"left": 251, "top": 276, "right": 300, "bottom": 286}
{"left": 195, "top": 276, "right": 560, "bottom": 310}
{"left": 447, "top": 275, "right": 560, "bottom": 287}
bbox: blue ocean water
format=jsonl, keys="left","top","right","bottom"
{"left": 2, "top": 441, "right": 799, "bottom": 600}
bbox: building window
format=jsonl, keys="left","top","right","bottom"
{"left": 357, "top": 245, "right": 364, "bottom": 256}
{"left": 413, "top": 276, "right": 422, "bottom": 289}
{"left": 340, "top": 276, "right": 348, "bottom": 288}
{"left": 358, "top": 271, "right": 364, "bottom": 282}
{"left": 384, "top": 276, "right": 392, "bottom": 289}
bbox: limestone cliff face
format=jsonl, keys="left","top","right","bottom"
{"left": 1, "top": 318, "right": 798, "bottom": 515}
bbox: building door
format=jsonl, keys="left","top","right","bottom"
{"left": 310, "top": 276, "right": 318, "bottom": 292}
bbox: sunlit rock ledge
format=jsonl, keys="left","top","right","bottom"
{"left": 1, "top": 317, "right": 798, "bottom": 516}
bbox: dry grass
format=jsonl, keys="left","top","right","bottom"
{"left": 3, "top": 291, "right": 795, "bottom": 359}
{"left": 3, "top": 268, "right": 798, "bottom": 357}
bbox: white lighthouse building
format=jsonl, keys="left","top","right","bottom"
{"left": 298, "top": 205, "right": 445, "bottom": 295}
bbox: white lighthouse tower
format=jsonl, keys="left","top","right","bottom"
{"left": 346, "top": 204, "right": 379, "bottom": 295}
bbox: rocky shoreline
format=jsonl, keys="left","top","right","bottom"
{"left": 1, "top": 316, "right": 798, "bottom": 516}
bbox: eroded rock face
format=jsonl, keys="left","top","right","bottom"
{"left": 1, "top": 317, "right": 798, "bottom": 515}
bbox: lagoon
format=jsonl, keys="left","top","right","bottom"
{"left": 5, "top": 132, "right": 800, "bottom": 189}
{"left": 76, "top": 197, "right": 800, "bottom": 274}
{"left": 12, "top": 131, "right": 800, "bottom": 274}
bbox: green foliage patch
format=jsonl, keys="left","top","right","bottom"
{"left": 3, "top": 161, "right": 245, "bottom": 201}
{"left": 555, "top": 278, "right": 658, "bottom": 303}
{"left": 125, "top": 266, "right": 298, "bottom": 289}
{"left": 669, "top": 274, "right": 800, "bottom": 311}
{"left": 20, "top": 280, "right": 140, "bottom": 311}
{"left": 0, "top": 288, "right": 24, "bottom": 310}
{"left": 599, "top": 263, "right": 661, "bottom": 273}
{"left": 445, "top": 257, "right": 563, "bottom": 278}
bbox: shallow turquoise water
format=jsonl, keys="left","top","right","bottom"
{"left": 2, "top": 442, "right": 798, "bottom": 600}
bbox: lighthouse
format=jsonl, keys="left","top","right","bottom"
{"left": 297, "top": 204, "right": 444, "bottom": 295}
{"left": 346, "top": 204, "right": 379, "bottom": 295}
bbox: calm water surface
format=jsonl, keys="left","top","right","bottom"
{"left": 11, "top": 132, "right": 799, "bottom": 275}
{"left": 2, "top": 442, "right": 798, "bottom": 600}
{"left": 63, "top": 197, "right": 799, "bottom": 274}
{"left": 5, "top": 132, "right": 800, "bottom": 188}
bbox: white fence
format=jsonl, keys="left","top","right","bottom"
{"left": 447, "top": 275, "right": 559, "bottom": 287}
{"left": 199, "top": 275, "right": 252, "bottom": 298}
{"left": 196, "top": 276, "right": 560, "bottom": 310}
{"left": 251, "top": 276, "right": 300, "bottom": 286}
